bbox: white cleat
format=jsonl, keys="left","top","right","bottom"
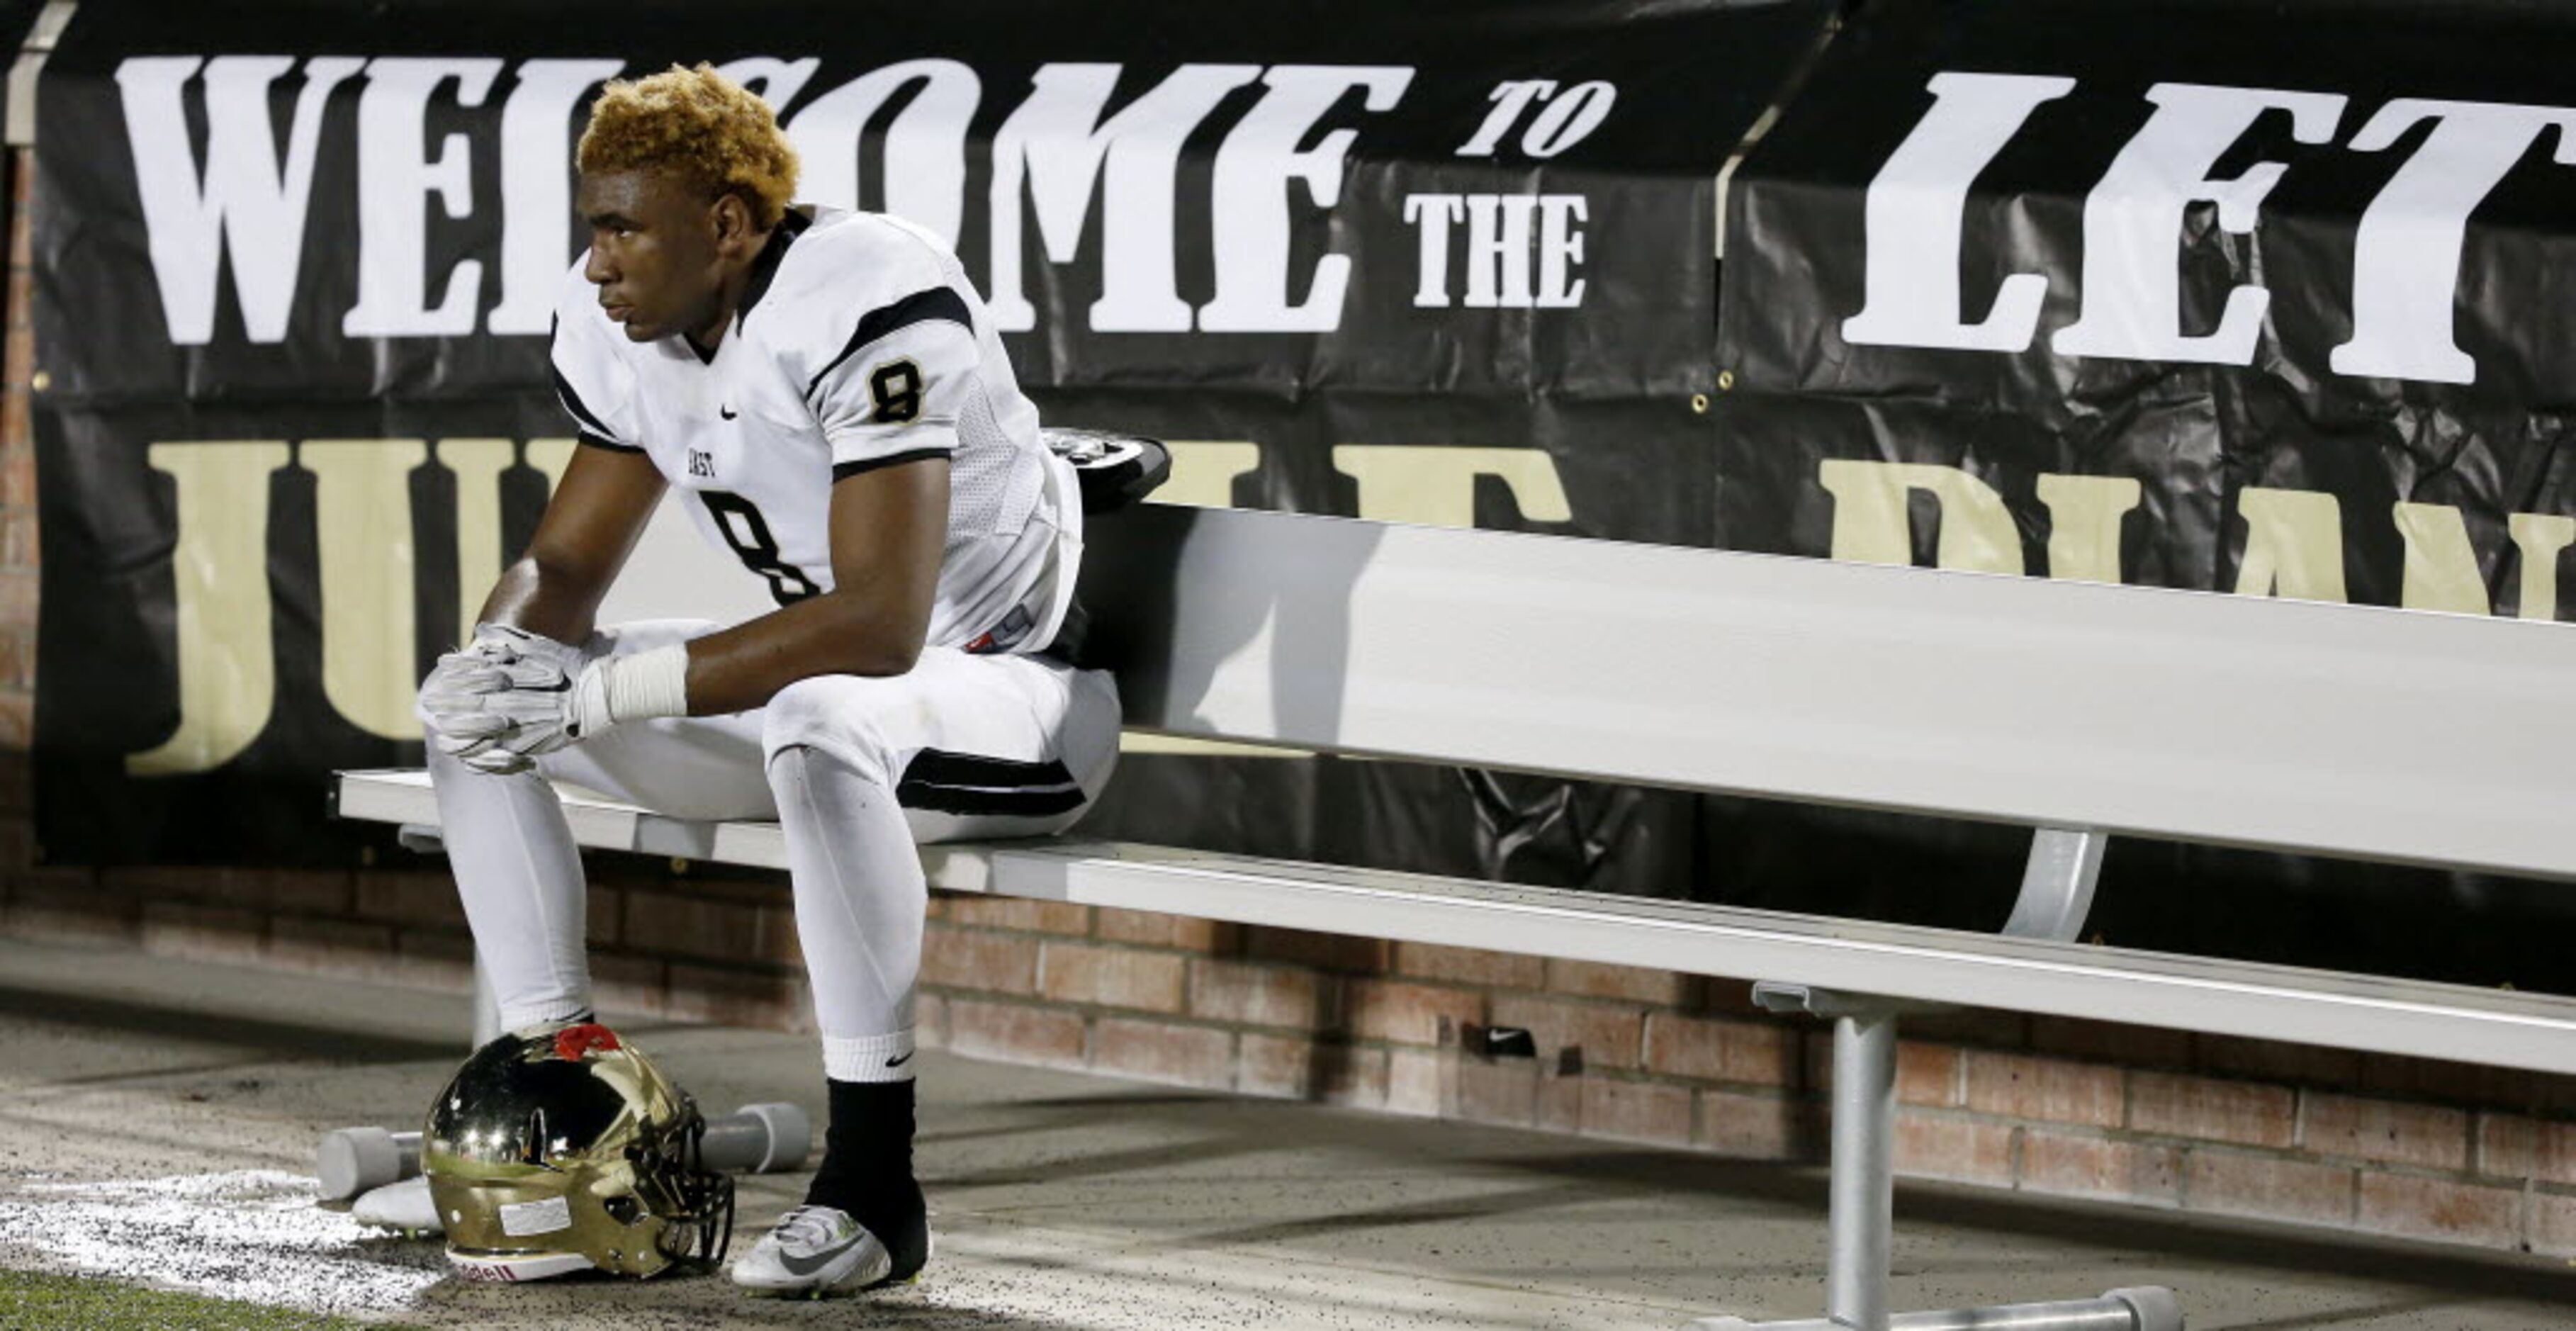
{"left": 731, "top": 1204, "right": 921, "bottom": 1298}
{"left": 351, "top": 1175, "right": 441, "bottom": 1237}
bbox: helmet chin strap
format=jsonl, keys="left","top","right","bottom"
{"left": 641, "top": 1175, "right": 734, "bottom": 1273}
{"left": 703, "top": 1172, "right": 736, "bottom": 1267}
{"left": 657, "top": 1110, "right": 736, "bottom": 1271}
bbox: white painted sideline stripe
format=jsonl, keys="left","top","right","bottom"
{"left": 0, "top": 1169, "right": 441, "bottom": 1316}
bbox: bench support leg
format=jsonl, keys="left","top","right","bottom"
{"left": 1703, "top": 987, "right": 2181, "bottom": 1331}
{"left": 1827, "top": 1009, "right": 1896, "bottom": 1331}
{"left": 1691, "top": 1288, "right": 2179, "bottom": 1331}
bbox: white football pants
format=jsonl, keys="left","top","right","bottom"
{"left": 429, "top": 618, "right": 1122, "bottom": 1082}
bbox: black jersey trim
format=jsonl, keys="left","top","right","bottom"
{"left": 895, "top": 751, "right": 1085, "bottom": 818}
{"left": 831, "top": 447, "right": 952, "bottom": 482}
{"left": 576, "top": 430, "right": 644, "bottom": 454}
{"left": 906, "top": 751, "right": 1076, "bottom": 787}
{"left": 804, "top": 287, "right": 973, "bottom": 403}
{"left": 895, "top": 782, "right": 1088, "bottom": 818}
{"left": 736, "top": 207, "right": 814, "bottom": 327}
{"left": 548, "top": 324, "right": 619, "bottom": 444}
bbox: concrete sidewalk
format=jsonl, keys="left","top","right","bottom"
{"left": 0, "top": 936, "right": 2569, "bottom": 1330}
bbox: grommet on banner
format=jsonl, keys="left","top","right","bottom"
{"left": 1717, "top": 369, "right": 1736, "bottom": 391}
{"left": 1692, "top": 393, "right": 1711, "bottom": 413}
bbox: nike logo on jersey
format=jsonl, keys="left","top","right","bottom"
{"left": 719, "top": 404, "right": 738, "bottom": 420}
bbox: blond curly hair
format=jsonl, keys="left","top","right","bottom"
{"left": 578, "top": 64, "right": 799, "bottom": 229}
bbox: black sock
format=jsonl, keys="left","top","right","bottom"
{"left": 804, "top": 1078, "right": 928, "bottom": 1279}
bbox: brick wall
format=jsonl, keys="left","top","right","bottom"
{"left": 5, "top": 139, "right": 2575, "bottom": 1260}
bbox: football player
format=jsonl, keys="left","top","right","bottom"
{"left": 416, "top": 63, "right": 1121, "bottom": 1295}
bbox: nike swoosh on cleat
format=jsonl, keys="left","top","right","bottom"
{"left": 775, "top": 1232, "right": 864, "bottom": 1277}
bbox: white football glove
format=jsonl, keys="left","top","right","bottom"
{"left": 417, "top": 625, "right": 565, "bottom": 724}
{"left": 417, "top": 626, "right": 611, "bottom": 775}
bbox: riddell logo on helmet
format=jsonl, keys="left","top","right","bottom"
{"left": 553, "top": 1024, "right": 622, "bottom": 1062}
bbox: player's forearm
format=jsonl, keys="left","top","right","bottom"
{"left": 676, "top": 590, "right": 929, "bottom": 716}
{"left": 474, "top": 554, "right": 617, "bottom": 647}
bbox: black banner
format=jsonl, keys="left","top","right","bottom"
{"left": 1719, "top": 0, "right": 2576, "bottom": 603}
{"left": 33, "top": 0, "right": 1830, "bottom": 877}
{"left": 44, "top": 0, "right": 2573, "bottom": 997}
{"left": 0, "top": 4, "right": 40, "bottom": 60}
{"left": 1712, "top": 0, "right": 2576, "bottom": 992}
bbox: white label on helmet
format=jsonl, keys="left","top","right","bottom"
{"left": 498, "top": 1196, "right": 573, "bottom": 1237}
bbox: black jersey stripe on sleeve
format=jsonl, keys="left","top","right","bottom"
{"left": 804, "top": 287, "right": 974, "bottom": 403}
{"left": 576, "top": 430, "right": 644, "bottom": 454}
{"left": 830, "top": 447, "right": 952, "bottom": 482}
{"left": 551, "top": 363, "right": 618, "bottom": 444}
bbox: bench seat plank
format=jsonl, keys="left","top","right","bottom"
{"left": 334, "top": 769, "right": 2576, "bottom": 1076}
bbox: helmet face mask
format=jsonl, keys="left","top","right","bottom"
{"left": 423, "top": 1023, "right": 734, "bottom": 1281}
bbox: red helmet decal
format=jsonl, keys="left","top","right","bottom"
{"left": 553, "top": 1023, "right": 622, "bottom": 1062}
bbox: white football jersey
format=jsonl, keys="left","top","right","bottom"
{"left": 549, "top": 206, "right": 1081, "bottom": 656}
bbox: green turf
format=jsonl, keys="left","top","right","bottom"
{"left": 0, "top": 1267, "right": 427, "bottom": 1330}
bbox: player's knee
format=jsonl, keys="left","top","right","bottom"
{"left": 761, "top": 676, "right": 901, "bottom": 787}
{"left": 424, "top": 736, "right": 465, "bottom": 784}
{"left": 415, "top": 665, "right": 450, "bottom": 731}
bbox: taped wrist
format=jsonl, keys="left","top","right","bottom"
{"left": 603, "top": 643, "right": 690, "bottom": 725}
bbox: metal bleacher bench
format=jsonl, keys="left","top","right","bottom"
{"left": 334, "top": 485, "right": 2576, "bottom": 1331}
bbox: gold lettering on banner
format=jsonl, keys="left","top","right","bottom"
{"left": 439, "top": 437, "right": 517, "bottom": 648}
{"left": 2234, "top": 487, "right": 2348, "bottom": 602}
{"left": 128, "top": 441, "right": 291, "bottom": 775}
{"left": 1331, "top": 444, "right": 1572, "bottom": 528}
{"left": 1818, "top": 460, "right": 2023, "bottom": 574}
{"left": 2392, "top": 501, "right": 2488, "bottom": 614}
{"left": 305, "top": 439, "right": 428, "bottom": 740}
{"left": 1154, "top": 440, "right": 1262, "bottom": 508}
{"left": 2509, "top": 513, "right": 2575, "bottom": 622}
{"left": 1127, "top": 439, "right": 1300, "bottom": 759}
{"left": 1809, "top": 462, "right": 2576, "bottom": 620}
{"left": 524, "top": 437, "right": 577, "bottom": 490}
{"left": 2035, "top": 473, "right": 2142, "bottom": 583}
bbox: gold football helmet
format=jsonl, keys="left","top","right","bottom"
{"left": 422, "top": 1023, "right": 733, "bottom": 1281}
